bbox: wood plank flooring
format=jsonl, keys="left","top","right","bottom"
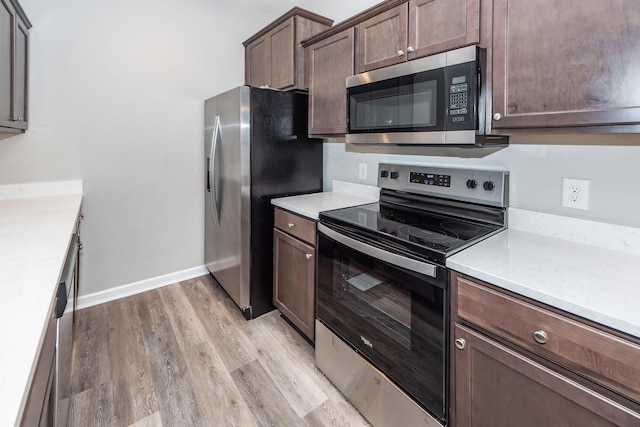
{"left": 67, "top": 275, "right": 370, "bottom": 427}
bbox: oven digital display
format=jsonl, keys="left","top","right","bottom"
{"left": 409, "top": 172, "right": 451, "bottom": 187}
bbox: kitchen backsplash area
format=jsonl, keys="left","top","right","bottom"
{"left": 324, "top": 134, "right": 640, "bottom": 229}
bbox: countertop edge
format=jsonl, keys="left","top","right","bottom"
{"left": 1, "top": 190, "right": 84, "bottom": 427}
{"left": 16, "top": 195, "right": 83, "bottom": 427}
{"left": 0, "top": 179, "right": 83, "bottom": 200}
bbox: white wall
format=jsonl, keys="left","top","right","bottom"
{"left": 2, "top": 0, "right": 639, "bottom": 298}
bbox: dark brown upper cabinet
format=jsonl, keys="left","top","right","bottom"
{"left": 355, "top": 4, "right": 407, "bottom": 73}
{"left": 0, "top": 0, "right": 30, "bottom": 135}
{"left": 305, "top": 28, "right": 355, "bottom": 136}
{"left": 356, "top": 0, "right": 479, "bottom": 74}
{"left": 243, "top": 8, "right": 332, "bottom": 91}
{"left": 491, "top": 0, "right": 640, "bottom": 133}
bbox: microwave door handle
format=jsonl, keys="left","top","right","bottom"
{"left": 317, "top": 224, "right": 437, "bottom": 278}
{"left": 209, "top": 115, "right": 221, "bottom": 225}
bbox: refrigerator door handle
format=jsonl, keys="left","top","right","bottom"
{"left": 209, "top": 115, "right": 221, "bottom": 225}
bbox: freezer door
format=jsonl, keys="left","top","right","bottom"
{"left": 204, "top": 87, "right": 251, "bottom": 311}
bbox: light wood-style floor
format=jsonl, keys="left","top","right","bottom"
{"left": 67, "top": 274, "right": 370, "bottom": 427}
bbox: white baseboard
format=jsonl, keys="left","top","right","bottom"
{"left": 76, "top": 265, "right": 210, "bottom": 310}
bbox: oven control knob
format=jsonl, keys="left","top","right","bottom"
{"left": 380, "top": 170, "right": 389, "bottom": 178}
{"left": 466, "top": 179, "right": 478, "bottom": 189}
{"left": 483, "top": 181, "right": 495, "bottom": 191}
{"left": 390, "top": 172, "right": 399, "bottom": 179}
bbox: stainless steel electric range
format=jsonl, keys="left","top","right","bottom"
{"left": 315, "top": 163, "right": 509, "bottom": 427}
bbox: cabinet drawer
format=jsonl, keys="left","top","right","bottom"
{"left": 274, "top": 208, "right": 316, "bottom": 245}
{"left": 455, "top": 274, "right": 640, "bottom": 404}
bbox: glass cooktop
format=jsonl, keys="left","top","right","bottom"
{"left": 319, "top": 202, "right": 502, "bottom": 262}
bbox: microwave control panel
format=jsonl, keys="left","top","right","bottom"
{"left": 445, "top": 55, "right": 481, "bottom": 131}
{"left": 449, "top": 76, "right": 469, "bottom": 120}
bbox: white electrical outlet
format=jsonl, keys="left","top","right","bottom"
{"left": 359, "top": 163, "right": 368, "bottom": 180}
{"left": 562, "top": 178, "right": 590, "bottom": 210}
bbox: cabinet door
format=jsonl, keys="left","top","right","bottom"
{"left": 355, "top": 4, "right": 407, "bottom": 74}
{"left": 307, "top": 28, "right": 354, "bottom": 136}
{"left": 20, "top": 303, "right": 57, "bottom": 427}
{"left": 492, "top": 0, "right": 640, "bottom": 130}
{"left": 408, "top": 0, "right": 479, "bottom": 60}
{"left": 13, "top": 14, "right": 27, "bottom": 129}
{"left": 269, "top": 17, "right": 296, "bottom": 90}
{"left": 453, "top": 324, "right": 640, "bottom": 427}
{"left": 0, "top": 0, "right": 13, "bottom": 128}
{"left": 273, "top": 228, "right": 316, "bottom": 341}
{"left": 245, "top": 35, "right": 269, "bottom": 88}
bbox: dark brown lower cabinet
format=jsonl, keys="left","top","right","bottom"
{"left": 20, "top": 301, "right": 56, "bottom": 427}
{"left": 273, "top": 227, "right": 316, "bottom": 341}
{"left": 453, "top": 324, "right": 640, "bottom": 427}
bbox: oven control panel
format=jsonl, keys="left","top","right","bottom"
{"left": 378, "top": 163, "right": 509, "bottom": 208}
{"left": 409, "top": 172, "right": 451, "bottom": 187}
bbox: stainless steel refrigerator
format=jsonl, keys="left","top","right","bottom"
{"left": 204, "top": 86, "right": 323, "bottom": 319}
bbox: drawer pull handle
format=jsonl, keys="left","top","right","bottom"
{"left": 287, "top": 223, "right": 295, "bottom": 228}
{"left": 305, "top": 253, "right": 313, "bottom": 260}
{"left": 455, "top": 338, "right": 466, "bottom": 350}
{"left": 533, "top": 330, "right": 548, "bottom": 344}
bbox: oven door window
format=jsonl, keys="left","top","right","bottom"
{"left": 347, "top": 69, "right": 445, "bottom": 133}
{"left": 317, "top": 232, "right": 447, "bottom": 422}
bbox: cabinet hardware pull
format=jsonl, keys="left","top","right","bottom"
{"left": 407, "top": 46, "right": 414, "bottom": 53}
{"left": 397, "top": 50, "right": 405, "bottom": 57}
{"left": 493, "top": 113, "right": 502, "bottom": 121}
{"left": 305, "top": 253, "right": 313, "bottom": 260}
{"left": 533, "top": 330, "right": 548, "bottom": 344}
{"left": 455, "top": 338, "right": 466, "bottom": 350}
{"left": 287, "top": 223, "right": 295, "bottom": 228}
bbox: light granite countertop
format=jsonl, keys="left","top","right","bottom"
{"left": 271, "top": 180, "right": 379, "bottom": 220}
{"left": 447, "top": 208, "right": 640, "bottom": 339}
{"left": 0, "top": 181, "right": 83, "bottom": 426}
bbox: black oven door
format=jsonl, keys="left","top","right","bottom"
{"left": 317, "top": 224, "right": 448, "bottom": 423}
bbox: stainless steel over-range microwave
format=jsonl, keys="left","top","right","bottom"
{"left": 346, "top": 45, "right": 508, "bottom": 147}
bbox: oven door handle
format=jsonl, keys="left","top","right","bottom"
{"left": 318, "top": 223, "right": 437, "bottom": 278}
